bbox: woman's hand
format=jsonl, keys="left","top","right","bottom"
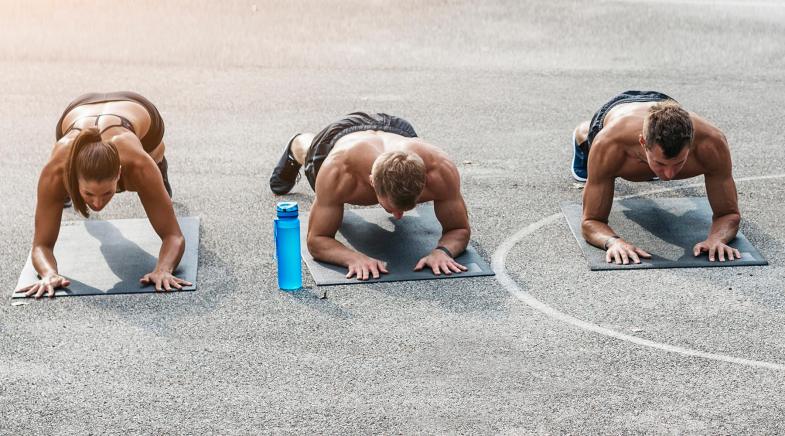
{"left": 17, "top": 274, "right": 71, "bottom": 299}
{"left": 140, "top": 270, "right": 192, "bottom": 292}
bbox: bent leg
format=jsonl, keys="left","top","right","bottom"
{"left": 270, "top": 133, "right": 313, "bottom": 195}
{"left": 148, "top": 141, "right": 172, "bottom": 197}
{"left": 290, "top": 133, "right": 315, "bottom": 165}
{"left": 570, "top": 121, "right": 591, "bottom": 182}
{"left": 149, "top": 140, "right": 166, "bottom": 164}
{"left": 574, "top": 121, "right": 590, "bottom": 146}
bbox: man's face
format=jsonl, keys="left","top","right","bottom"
{"left": 377, "top": 195, "right": 411, "bottom": 220}
{"left": 642, "top": 143, "right": 690, "bottom": 181}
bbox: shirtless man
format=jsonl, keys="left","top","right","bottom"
{"left": 269, "top": 112, "right": 470, "bottom": 280}
{"left": 571, "top": 90, "right": 741, "bottom": 265}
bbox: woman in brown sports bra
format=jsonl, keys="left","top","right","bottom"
{"left": 18, "top": 91, "right": 191, "bottom": 298}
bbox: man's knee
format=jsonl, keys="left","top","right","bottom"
{"left": 291, "top": 133, "right": 314, "bottom": 164}
{"left": 574, "top": 121, "right": 590, "bottom": 144}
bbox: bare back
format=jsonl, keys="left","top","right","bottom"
{"left": 590, "top": 101, "right": 727, "bottom": 182}
{"left": 316, "top": 131, "right": 458, "bottom": 206}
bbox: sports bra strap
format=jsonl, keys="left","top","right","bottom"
{"left": 63, "top": 113, "right": 136, "bottom": 137}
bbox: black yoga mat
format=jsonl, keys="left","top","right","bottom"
{"left": 301, "top": 205, "right": 494, "bottom": 285}
{"left": 561, "top": 197, "right": 767, "bottom": 270}
{"left": 13, "top": 217, "right": 199, "bottom": 298}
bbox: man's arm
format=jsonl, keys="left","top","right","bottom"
{"left": 306, "top": 196, "right": 351, "bottom": 264}
{"left": 696, "top": 131, "right": 741, "bottom": 261}
{"left": 581, "top": 137, "right": 651, "bottom": 264}
{"left": 414, "top": 160, "right": 470, "bottom": 275}
{"left": 307, "top": 167, "right": 388, "bottom": 280}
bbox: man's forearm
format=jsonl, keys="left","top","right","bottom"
{"left": 308, "top": 235, "right": 360, "bottom": 266}
{"left": 436, "top": 228, "right": 470, "bottom": 257}
{"left": 155, "top": 234, "right": 185, "bottom": 272}
{"left": 708, "top": 213, "right": 741, "bottom": 244}
{"left": 582, "top": 219, "right": 620, "bottom": 250}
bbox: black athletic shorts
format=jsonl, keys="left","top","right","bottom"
{"left": 303, "top": 112, "right": 418, "bottom": 190}
{"left": 582, "top": 90, "right": 675, "bottom": 153}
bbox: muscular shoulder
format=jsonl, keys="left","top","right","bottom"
{"left": 587, "top": 126, "right": 628, "bottom": 179}
{"left": 314, "top": 155, "right": 359, "bottom": 202}
{"left": 403, "top": 142, "right": 460, "bottom": 200}
{"left": 691, "top": 117, "right": 731, "bottom": 175}
{"left": 40, "top": 139, "right": 71, "bottom": 183}
{"left": 110, "top": 131, "right": 145, "bottom": 153}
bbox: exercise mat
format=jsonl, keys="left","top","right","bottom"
{"left": 561, "top": 197, "right": 767, "bottom": 271}
{"left": 301, "top": 205, "right": 494, "bottom": 285}
{"left": 13, "top": 217, "right": 199, "bottom": 298}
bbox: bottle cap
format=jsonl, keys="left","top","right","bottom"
{"left": 276, "top": 201, "right": 299, "bottom": 218}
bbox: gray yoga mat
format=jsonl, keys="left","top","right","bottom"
{"left": 13, "top": 217, "right": 199, "bottom": 298}
{"left": 301, "top": 205, "right": 494, "bottom": 285}
{"left": 561, "top": 197, "right": 767, "bottom": 271}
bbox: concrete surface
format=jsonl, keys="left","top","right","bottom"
{"left": 2, "top": 0, "right": 785, "bottom": 433}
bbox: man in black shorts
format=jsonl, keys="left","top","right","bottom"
{"left": 269, "top": 112, "right": 471, "bottom": 280}
{"left": 571, "top": 91, "right": 742, "bottom": 265}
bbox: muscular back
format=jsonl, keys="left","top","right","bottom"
{"left": 589, "top": 102, "right": 729, "bottom": 182}
{"left": 314, "top": 131, "right": 458, "bottom": 206}
{"left": 60, "top": 101, "right": 153, "bottom": 140}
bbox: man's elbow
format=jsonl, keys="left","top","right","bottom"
{"left": 306, "top": 235, "right": 324, "bottom": 259}
{"left": 457, "top": 227, "right": 471, "bottom": 243}
{"left": 581, "top": 219, "right": 592, "bottom": 239}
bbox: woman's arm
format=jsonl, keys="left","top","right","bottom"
{"left": 129, "top": 153, "right": 189, "bottom": 291}
{"left": 19, "top": 164, "right": 71, "bottom": 298}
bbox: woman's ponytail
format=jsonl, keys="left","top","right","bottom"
{"left": 63, "top": 127, "right": 120, "bottom": 217}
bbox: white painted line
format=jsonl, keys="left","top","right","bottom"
{"left": 493, "top": 173, "right": 785, "bottom": 371}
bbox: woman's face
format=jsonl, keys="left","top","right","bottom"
{"left": 78, "top": 176, "right": 119, "bottom": 212}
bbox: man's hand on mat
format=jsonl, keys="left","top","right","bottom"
{"left": 18, "top": 274, "right": 71, "bottom": 299}
{"left": 414, "top": 249, "right": 468, "bottom": 275}
{"left": 140, "top": 270, "right": 193, "bottom": 291}
{"left": 346, "top": 255, "right": 388, "bottom": 281}
{"left": 605, "top": 239, "right": 651, "bottom": 265}
{"left": 693, "top": 238, "right": 741, "bottom": 262}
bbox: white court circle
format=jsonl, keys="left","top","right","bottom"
{"left": 492, "top": 174, "right": 785, "bottom": 371}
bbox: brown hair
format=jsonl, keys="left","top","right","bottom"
{"left": 643, "top": 100, "right": 694, "bottom": 158}
{"left": 372, "top": 151, "right": 426, "bottom": 210}
{"left": 64, "top": 127, "right": 121, "bottom": 217}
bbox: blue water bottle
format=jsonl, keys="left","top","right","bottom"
{"left": 274, "top": 202, "right": 302, "bottom": 290}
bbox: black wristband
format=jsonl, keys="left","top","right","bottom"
{"left": 435, "top": 246, "right": 453, "bottom": 258}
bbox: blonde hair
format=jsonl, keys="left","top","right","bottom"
{"left": 64, "top": 127, "right": 121, "bottom": 217}
{"left": 371, "top": 151, "right": 426, "bottom": 210}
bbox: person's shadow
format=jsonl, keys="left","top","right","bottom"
{"left": 308, "top": 204, "right": 488, "bottom": 282}
{"left": 13, "top": 220, "right": 162, "bottom": 297}
{"left": 340, "top": 208, "right": 438, "bottom": 267}
{"left": 84, "top": 220, "right": 162, "bottom": 293}
{"left": 618, "top": 197, "right": 755, "bottom": 264}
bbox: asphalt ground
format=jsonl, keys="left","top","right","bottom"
{"left": 2, "top": 0, "right": 785, "bottom": 433}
